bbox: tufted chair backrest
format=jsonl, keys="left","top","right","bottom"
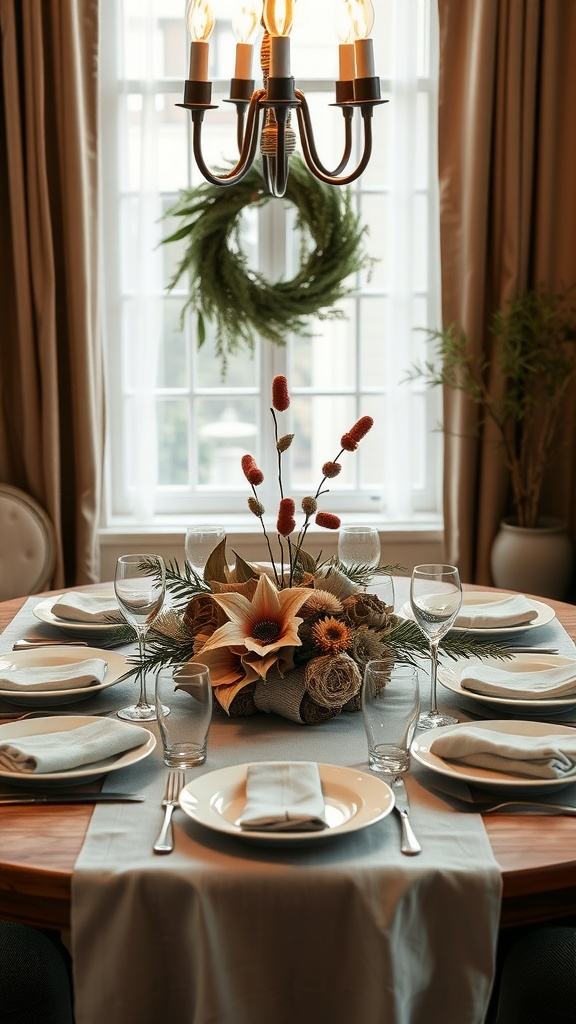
{"left": 0, "top": 484, "right": 57, "bottom": 600}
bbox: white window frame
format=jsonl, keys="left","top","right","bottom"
{"left": 98, "top": 0, "right": 443, "bottom": 529}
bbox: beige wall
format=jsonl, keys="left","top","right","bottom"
{"left": 98, "top": 528, "right": 444, "bottom": 583}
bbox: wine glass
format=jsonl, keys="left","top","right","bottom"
{"left": 410, "top": 563, "right": 462, "bottom": 730}
{"left": 114, "top": 553, "right": 166, "bottom": 721}
{"left": 185, "top": 526, "right": 225, "bottom": 576}
{"left": 338, "top": 526, "right": 381, "bottom": 579}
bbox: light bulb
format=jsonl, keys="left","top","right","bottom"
{"left": 232, "top": 1, "right": 263, "bottom": 45}
{"left": 344, "top": 0, "right": 375, "bottom": 40}
{"left": 263, "top": 0, "right": 295, "bottom": 37}
{"left": 336, "top": 2, "right": 355, "bottom": 45}
{"left": 185, "top": 0, "right": 215, "bottom": 43}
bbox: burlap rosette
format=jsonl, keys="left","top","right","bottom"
{"left": 253, "top": 666, "right": 336, "bottom": 724}
{"left": 249, "top": 652, "right": 363, "bottom": 725}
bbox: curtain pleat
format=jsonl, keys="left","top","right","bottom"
{"left": 438, "top": 0, "right": 576, "bottom": 584}
{"left": 0, "top": 0, "right": 102, "bottom": 586}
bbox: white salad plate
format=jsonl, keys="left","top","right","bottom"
{"left": 438, "top": 654, "right": 576, "bottom": 716}
{"left": 411, "top": 720, "right": 576, "bottom": 792}
{"left": 33, "top": 594, "right": 126, "bottom": 640}
{"left": 0, "top": 715, "right": 155, "bottom": 786}
{"left": 0, "top": 648, "right": 131, "bottom": 707}
{"left": 400, "top": 591, "right": 555, "bottom": 638}
{"left": 179, "top": 762, "right": 395, "bottom": 845}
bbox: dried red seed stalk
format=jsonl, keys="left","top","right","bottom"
{"left": 241, "top": 454, "right": 264, "bottom": 486}
{"left": 277, "top": 497, "right": 296, "bottom": 537}
{"left": 315, "top": 512, "right": 341, "bottom": 530}
{"left": 341, "top": 416, "right": 373, "bottom": 451}
{"left": 322, "top": 461, "right": 342, "bottom": 478}
{"left": 272, "top": 375, "right": 290, "bottom": 412}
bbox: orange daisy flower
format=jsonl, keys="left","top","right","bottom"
{"left": 311, "top": 616, "right": 351, "bottom": 654}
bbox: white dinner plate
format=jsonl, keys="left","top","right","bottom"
{"left": 411, "top": 720, "right": 576, "bottom": 792}
{"left": 0, "top": 648, "right": 131, "bottom": 707}
{"left": 179, "top": 762, "right": 395, "bottom": 845}
{"left": 400, "top": 592, "right": 555, "bottom": 638}
{"left": 33, "top": 594, "right": 126, "bottom": 640}
{"left": 438, "top": 654, "right": 576, "bottom": 716}
{"left": 0, "top": 715, "right": 155, "bottom": 786}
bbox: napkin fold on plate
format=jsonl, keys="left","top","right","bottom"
{"left": 460, "top": 661, "right": 576, "bottom": 700}
{"left": 51, "top": 593, "right": 124, "bottom": 624}
{"left": 430, "top": 726, "right": 576, "bottom": 779}
{"left": 0, "top": 659, "right": 108, "bottom": 692}
{"left": 239, "top": 761, "right": 327, "bottom": 832}
{"left": 0, "top": 719, "right": 150, "bottom": 774}
{"left": 455, "top": 594, "right": 539, "bottom": 629}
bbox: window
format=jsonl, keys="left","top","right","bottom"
{"left": 99, "top": 0, "right": 442, "bottom": 527}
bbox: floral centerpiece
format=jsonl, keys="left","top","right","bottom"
{"left": 140, "top": 378, "right": 505, "bottom": 725}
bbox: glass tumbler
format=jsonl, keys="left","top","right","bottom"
{"left": 155, "top": 662, "right": 213, "bottom": 768}
{"left": 362, "top": 661, "right": 420, "bottom": 774}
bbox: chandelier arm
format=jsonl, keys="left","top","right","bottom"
{"left": 294, "top": 91, "right": 353, "bottom": 178}
{"left": 236, "top": 110, "right": 246, "bottom": 154}
{"left": 298, "top": 109, "right": 374, "bottom": 187}
{"left": 191, "top": 90, "right": 265, "bottom": 186}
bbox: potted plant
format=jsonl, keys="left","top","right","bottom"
{"left": 408, "top": 285, "right": 576, "bottom": 597}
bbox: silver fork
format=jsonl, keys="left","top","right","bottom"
{"left": 153, "top": 770, "right": 186, "bottom": 854}
{"left": 468, "top": 800, "right": 576, "bottom": 816}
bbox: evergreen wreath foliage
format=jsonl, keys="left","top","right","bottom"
{"left": 162, "top": 155, "right": 373, "bottom": 371}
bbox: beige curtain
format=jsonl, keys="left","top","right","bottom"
{"left": 0, "top": 0, "right": 102, "bottom": 587}
{"left": 437, "top": 0, "right": 576, "bottom": 583}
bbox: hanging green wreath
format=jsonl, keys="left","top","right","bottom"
{"left": 162, "top": 155, "right": 373, "bottom": 372}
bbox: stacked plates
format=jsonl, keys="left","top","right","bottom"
{"left": 33, "top": 593, "right": 126, "bottom": 642}
{"left": 0, "top": 648, "right": 131, "bottom": 707}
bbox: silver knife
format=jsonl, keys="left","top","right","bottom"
{"left": 12, "top": 639, "right": 89, "bottom": 650}
{"left": 0, "top": 792, "right": 144, "bottom": 805}
{"left": 392, "top": 776, "right": 422, "bottom": 855}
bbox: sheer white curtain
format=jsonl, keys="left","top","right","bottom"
{"left": 383, "top": 0, "right": 441, "bottom": 521}
{"left": 100, "top": 0, "right": 164, "bottom": 523}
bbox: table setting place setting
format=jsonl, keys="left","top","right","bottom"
{"left": 2, "top": 548, "right": 576, "bottom": 1024}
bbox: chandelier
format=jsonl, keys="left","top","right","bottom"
{"left": 179, "top": 0, "right": 385, "bottom": 197}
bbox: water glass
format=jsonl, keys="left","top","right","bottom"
{"left": 155, "top": 662, "right": 213, "bottom": 768}
{"left": 338, "top": 526, "right": 381, "bottom": 569}
{"left": 185, "top": 526, "right": 225, "bottom": 575}
{"left": 362, "top": 661, "right": 420, "bottom": 774}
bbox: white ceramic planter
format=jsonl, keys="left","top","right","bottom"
{"left": 490, "top": 517, "right": 574, "bottom": 600}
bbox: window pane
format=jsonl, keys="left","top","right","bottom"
{"left": 158, "top": 398, "right": 189, "bottom": 485}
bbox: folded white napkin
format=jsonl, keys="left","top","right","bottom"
{"left": 0, "top": 720, "right": 150, "bottom": 774}
{"left": 239, "top": 761, "right": 327, "bottom": 832}
{"left": 430, "top": 726, "right": 576, "bottom": 779}
{"left": 51, "top": 593, "right": 124, "bottom": 624}
{"left": 455, "top": 595, "right": 538, "bottom": 629}
{"left": 0, "top": 659, "right": 108, "bottom": 692}
{"left": 460, "top": 661, "right": 576, "bottom": 700}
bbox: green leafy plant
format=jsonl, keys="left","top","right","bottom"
{"left": 407, "top": 286, "right": 576, "bottom": 528}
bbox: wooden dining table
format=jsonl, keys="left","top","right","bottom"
{"left": 1, "top": 586, "right": 576, "bottom": 934}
